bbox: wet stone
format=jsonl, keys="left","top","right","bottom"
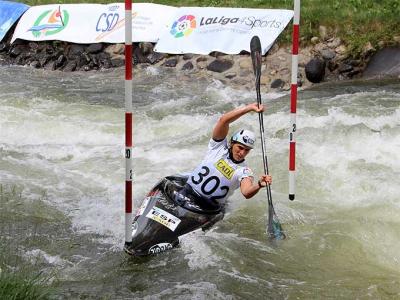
{"left": 139, "top": 42, "right": 153, "bottom": 55}
{"left": 181, "top": 61, "right": 194, "bottom": 71}
{"left": 147, "top": 52, "right": 166, "bottom": 64}
{"left": 305, "top": 58, "right": 326, "bottom": 83}
{"left": 28, "top": 42, "right": 39, "bottom": 51}
{"left": 9, "top": 45, "right": 24, "bottom": 57}
{"left": 225, "top": 72, "right": 237, "bottom": 79}
{"left": 86, "top": 43, "right": 104, "bottom": 54}
{"left": 39, "top": 55, "right": 49, "bottom": 67}
{"left": 68, "top": 44, "right": 86, "bottom": 57}
{"left": 54, "top": 54, "right": 66, "bottom": 69}
{"left": 183, "top": 53, "right": 194, "bottom": 60}
{"left": 196, "top": 56, "right": 208, "bottom": 62}
{"left": 111, "top": 58, "right": 124, "bottom": 68}
{"left": 45, "top": 44, "right": 55, "bottom": 55}
{"left": 134, "top": 47, "right": 149, "bottom": 64}
{"left": 90, "top": 54, "right": 99, "bottom": 67}
{"left": 63, "top": 60, "right": 77, "bottom": 72}
{"left": 338, "top": 63, "right": 353, "bottom": 73}
{"left": 321, "top": 49, "right": 336, "bottom": 60}
{"left": 207, "top": 59, "right": 233, "bottom": 73}
{"left": 270, "top": 78, "right": 285, "bottom": 89}
{"left": 30, "top": 60, "right": 40, "bottom": 68}
{"left": 162, "top": 58, "right": 178, "bottom": 67}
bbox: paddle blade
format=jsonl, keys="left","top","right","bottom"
{"left": 267, "top": 203, "right": 286, "bottom": 240}
{"left": 250, "top": 36, "right": 261, "bottom": 56}
{"left": 250, "top": 36, "right": 262, "bottom": 76}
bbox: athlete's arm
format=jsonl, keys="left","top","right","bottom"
{"left": 212, "top": 103, "right": 264, "bottom": 141}
{"left": 240, "top": 175, "right": 272, "bottom": 199}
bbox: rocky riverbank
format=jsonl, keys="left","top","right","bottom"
{"left": 1, "top": 25, "right": 399, "bottom": 92}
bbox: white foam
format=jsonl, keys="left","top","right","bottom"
{"left": 143, "top": 281, "right": 233, "bottom": 300}
{"left": 24, "top": 249, "right": 71, "bottom": 267}
{"left": 180, "top": 230, "right": 221, "bottom": 269}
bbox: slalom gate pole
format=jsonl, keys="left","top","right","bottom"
{"left": 289, "top": 0, "right": 300, "bottom": 201}
{"left": 125, "top": 0, "right": 133, "bottom": 247}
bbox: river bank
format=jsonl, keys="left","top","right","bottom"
{"left": 1, "top": 25, "right": 399, "bottom": 92}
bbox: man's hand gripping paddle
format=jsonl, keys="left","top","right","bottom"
{"left": 250, "top": 36, "right": 285, "bottom": 240}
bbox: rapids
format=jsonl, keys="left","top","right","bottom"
{"left": 0, "top": 65, "right": 399, "bottom": 299}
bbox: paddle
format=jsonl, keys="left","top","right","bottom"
{"left": 250, "top": 36, "right": 285, "bottom": 240}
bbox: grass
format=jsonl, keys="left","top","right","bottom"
{"left": 0, "top": 185, "right": 52, "bottom": 300}
{"left": 0, "top": 270, "right": 51, "bottom": 300}
{"left": 14, "top": 0, "right": 400, "bottom": 58}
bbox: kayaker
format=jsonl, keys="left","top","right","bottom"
{"left": 182, "top": 102, "right": 272, "bottom": 212}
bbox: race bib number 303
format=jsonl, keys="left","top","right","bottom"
{"left": 146, "top": 207, "right": 181, "bottom": 231}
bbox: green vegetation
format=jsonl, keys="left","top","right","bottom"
{"left": 12, "top": 0, "right": 400, "bottom": 56}
{"left": 0, "top": 270, "right": 51, "bottom": 300}
{"left": 0, "top": 185, "right": 52, "bottom": 300}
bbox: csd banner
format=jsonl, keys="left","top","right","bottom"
{"left": 154, "top": 7, "right": 293, "bottom": 55}
{"left": 11, "top": 3, "right": 176, "bottom": 44}
{"left": 0, "top": 0, "right": 29, "bottom": 42}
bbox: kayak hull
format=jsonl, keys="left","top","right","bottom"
{"left": 124, "top": 175, "right": 223, "bottom": 256}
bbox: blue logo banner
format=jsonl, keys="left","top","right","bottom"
{"left": 0, "top": 0, "right": 29, "bottom": 41}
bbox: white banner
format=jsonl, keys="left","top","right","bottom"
{"left": 154, "top": 7, "right": 293, "bottom": 55}
{"left": 11, "top": 3, "right": 176, "bottom": 44}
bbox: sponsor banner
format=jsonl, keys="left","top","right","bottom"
{"left": 146, "top": 206, "right": 181, "bottom": 231}
{"left": 154, "top": 7, "right": 293, "bottom": 55}
{"left": 11, "top": 3, "right": 176, "bottom": 43}
{"left": 0, "top": 0, "right": 29, "bottom": 42}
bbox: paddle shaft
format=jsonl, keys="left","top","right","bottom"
{"left": 254, "top": 60, "right": 273, "bottom": 207}
{"left": 250, "top": 35, "right": 284, "bottom": 239}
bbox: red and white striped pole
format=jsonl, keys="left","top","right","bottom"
{"left": 125, "top": 0, "right": 133, "bottom": 246}
{"left": 289, "top": 0, "right": 300, "bottom": 201}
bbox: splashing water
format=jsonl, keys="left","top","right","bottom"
{"left": 1, "top": 66, "right": 399, "bottom": 298}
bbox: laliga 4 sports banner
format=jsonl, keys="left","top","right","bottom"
{"left": 154, "top": 7, "right": 294, "bottom": 55}
{"left": 11, "top": 3, "right": 176, "bottom": 44}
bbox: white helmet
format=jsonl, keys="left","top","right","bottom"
{"left": 230, "top": 129, "right": 256, "bottom": 149}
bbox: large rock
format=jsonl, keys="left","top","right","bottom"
{"left": 147, "top": 52, "right": 166, "bottom": 64}
{"left": 270, "top": 78, "right": 285, "bottom": 89}
{"left": 86, "top": 43, "right": 104, "bottom": 54}
{"left": 139, "top": 42, "right": 153, "bottom": 55}
{"left": 63, "top": 60, "right": 77, "bottom": 72}
{"left": 320, "top": 49, "right": 336, "bottom": 60}
{"left": 305, "top": 57, "right": 326, "bottom": 83}
{"left": 111, "top": 57, "right": 124, "bottom": 68}
{"left": 134, "top": 46, "right": 149, "bottom": 64}
{"left": 181, "top": 61, "right": 194, "bottom": 70}
{"left": 362, "top": 47, "right": 400, "bottom": 78}
{"left": 105, "top": 44, "right": 124, "bottom": 55}
{"left": 183, "top": 53, "right": 194, "bottom": 60}
{"left": 9, "top": 44, "right": 26, "bottom": 57}
{"left": 207, "top": 58, "right": 233, "bottom": 73}
{"left": 54, "top": 54, "right": 66, "bottom": 69}
{"left": 162, "top": 57, "right": 178, "bottom": 67}
{"left": 68, "top": 44, "right": 85, "bottom": 58}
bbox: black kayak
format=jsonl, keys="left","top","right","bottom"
{"left": 124, "top": 175, "right": 224, "bottom": 256}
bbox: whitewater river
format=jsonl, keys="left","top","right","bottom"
{"left": 0, "top": 65, "right": 399, "bottom": 299}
